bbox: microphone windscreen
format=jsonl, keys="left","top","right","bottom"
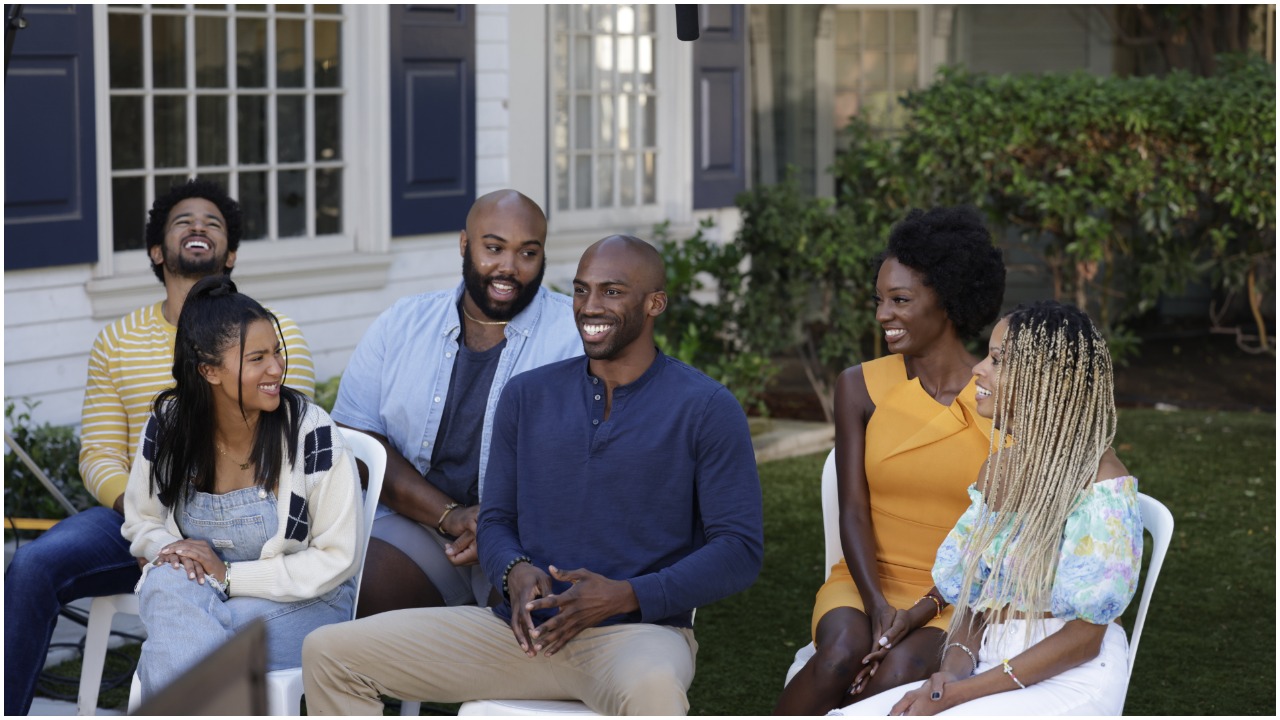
{"left": 676, "top": 5, "right": 700, "bottom": 41}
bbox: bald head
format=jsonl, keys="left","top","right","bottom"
{"left": 580, "top": 235, "right": 666, "bottom": 293}
{"left": 465, "top": 189, "right": 546, "bottom": 238}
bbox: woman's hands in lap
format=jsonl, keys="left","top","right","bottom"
{"left": 155, "top": 539, "right": 226, "bottom": 584}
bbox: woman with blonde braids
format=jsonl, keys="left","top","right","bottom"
{"left": 834, "top": 301, "right": 1143, "bottom": 716}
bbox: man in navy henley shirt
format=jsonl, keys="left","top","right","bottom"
{"left": 303, "top": 235, "right": 763, "bottom": 716}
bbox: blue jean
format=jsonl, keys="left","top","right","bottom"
{"left": 136, "top": 487, "right": 354, "bottom": 699}
{"left": 3, "top": 506, "right": 141, "bottom": 716}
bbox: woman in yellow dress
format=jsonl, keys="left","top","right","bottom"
{"left": 776, "top": 207, "right": 1006, "bottom": 715}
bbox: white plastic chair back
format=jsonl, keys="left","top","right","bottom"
{"left": 1128, "top": 493, "right": 1173, "bottom": 678}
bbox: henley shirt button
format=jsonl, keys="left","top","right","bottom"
{"left": 592, "top": 419, "right": 599, "bottom": 426}
{"left": 594, "top": 394, "right": 601, "bottom": 401}
{"left": 434, "top": 396, "right": 441, "bottom": 403}
{"left": 445, "top": 352, "right": 452, "bottom": 358}
{"left": 592, "top": 378, "right": 598, "bottom": 385}
{"left": 422, "top": 440, "right": 431, "bottom": 448}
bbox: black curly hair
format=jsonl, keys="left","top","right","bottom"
{"left": 144, "top": 178, "right": 243, "bottom": 284}
{"left": 877, "top": 206, "right": 1006, "bottom": 339}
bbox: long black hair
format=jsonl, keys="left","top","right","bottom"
{"left": 149, "top": 276, "right": 306, "bottom": 507}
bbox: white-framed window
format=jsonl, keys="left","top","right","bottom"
{"left": 546, "top": 4, "right": 688, "bottom": 232}
{"left": 104, "top": 4, "right": 345, "bottom": 251}
{"left": 833, "top": 6, "right": 923, "bottom": 137}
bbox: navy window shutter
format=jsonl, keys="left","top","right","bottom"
{"left": 4, "top": 4, "right": 99, "bottom": 270}
{"left": 691, "top": 4, "right": 747, "bottom": 210}
{"left": 389, "top": 5, "right": 475, "bottom": 237}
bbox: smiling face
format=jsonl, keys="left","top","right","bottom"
{"left": 972, "top": 317, "right": 1009, "bottom": 424}
{"left": 874, "top": 257, "right": 954, "bottom": 356}
{"left": 151, "top": 198, "right": 236, "bottom": 281}
{"left": 200, "top": 318, "right": 284, "bottom": 417}
{"left": 459, "top": 197, "right": 547, "bottom": 322}
{"left": 572, "top": 238, "right": 666, "bottom": 362}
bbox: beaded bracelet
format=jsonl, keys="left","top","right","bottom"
{"left": 919, "top": 593, "right": 942, "bottom": 619}
{"left": 1001, "top": 658, "right": 1026, "bottom": 689}
{"left": 501, "top": 555, "right": 532, "bottom": 598}
{"left": 943, "top": 642, "right": 978, "bottom": 674}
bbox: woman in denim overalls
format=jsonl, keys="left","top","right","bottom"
{"left": 122, "top": 276, "right": 360, "bottom": 700}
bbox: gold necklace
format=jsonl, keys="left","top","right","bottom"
{"left": 217, "top": 443, "right": 251, "bottom": 471}
{"left": 461, "top": 304, "right": 509, "bottom": 326}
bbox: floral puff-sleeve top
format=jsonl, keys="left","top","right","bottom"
{"left": 932, "top": 476, "right": 1144, "bottom": 624}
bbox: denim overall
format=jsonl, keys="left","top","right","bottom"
{"left": 136, "top": 486, "right": 354, "bottom": 699}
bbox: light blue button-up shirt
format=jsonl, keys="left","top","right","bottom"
{"left": 332, "top": 282, "right": 582, "bottom": 506}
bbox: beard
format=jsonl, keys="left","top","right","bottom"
{"left": 462, "top": 242, "right": 546, "bottom": 321}
{"left": 161, "top": 243, "right": 228, "bottom": 279}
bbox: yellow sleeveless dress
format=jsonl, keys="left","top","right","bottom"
{"left": 811, "top": 354, "right": 993, "bottom": 638}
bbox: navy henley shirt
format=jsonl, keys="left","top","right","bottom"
{"left": 478, "top": 350, "right": 764, "bottom": 629}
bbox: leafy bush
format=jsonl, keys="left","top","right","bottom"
{"left": 4, "top": 399, "right": 93, "bottom": 524}
{"left": 894, "top": 57, "right": 1275, "bottom": 358}
{"left": 653, "top": 219, "right": 774, "bottom": 415}
{"left": 314, "top": 375, "right": 341, "bottom": 414}
{"left": 731, "top": 173, "right": 882, "bottom": 422}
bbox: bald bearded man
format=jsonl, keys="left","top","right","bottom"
{"left": 304, "top": 236, "right": 764, "bottom": 715}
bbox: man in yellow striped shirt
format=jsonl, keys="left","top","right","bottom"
{"left": 4, "top": 179, "right": 314, "bottom": 715}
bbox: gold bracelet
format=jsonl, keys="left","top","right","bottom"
{"left": 920, "top": 593, "right": 942, "bottom": 619}
{"left": 437, "top": 502, "right": 461, "bottom": 536}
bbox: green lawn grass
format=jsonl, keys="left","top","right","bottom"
{"left": 49, "top": 409, "right": 1275, "bottom": 715}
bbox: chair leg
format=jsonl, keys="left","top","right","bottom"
{"left": 76, "top": 596, "right": 121, "bottom": 715}
{"left": 401, "top": 700, "right": 421, "bottom": 715}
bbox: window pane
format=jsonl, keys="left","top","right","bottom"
{"left": 636, "top": 4, "right": 653, "bottom": 33}
{"left": 109, "top": 14, "right": 143, "bottom": 88}
{"left": 893, "top": 10, "right": 917, "bottom": 49}
{"left": 111, "top": 96, "right": 144, "bottom": 169}
{"left": 316, "top": 167, "right": 342, "bottom": 235}
{"left": 620, "top": 153, "right": 636, "bottom": 206}
{"left": 315, "top": 20, "right": 341, "bottom": 88}
{"left": 863, "top": 50, "right": 888, "bottom": 93}
{"left": 617, "top": 5, "right": 635, "bottom": 34}
{"left": 154, "top": 95, "right": 187, "bottom": 168}
{"left": 195, "top": 16, "right": 227, "bottom": 88}
{"left": 277, "top": 94, "right": 306, "bottom": 163}
{"left": 277, "top": 19, "right": 305, "bottom": 88}
{"left": 238, "top": 94, "right": 267, "bottom": 164}
{"left": 893, "top": 52, "right": 919, "bottom": 91}
{"left": 152, "top": 15, "right": 186, "bottom": 89}
{"left": 200, "top": 172, "right": 229, "bottom": 193}
{"left": 552, "top": 29, "right": 568, "bottom": 93}
{"left": 238, "top": 171, "right": 267, "bottom": 239}
{"left": 594, "top": 5, "right": 613, "bottom": 33}
{"left": 618, "top": 36, "right": 634, "bottom": 91}
{"left": 314, "top": 5, "right": 341, "bottom": 15}
{"left": 154, "top": 174, "right": 189, "bottom": 204}
{"left": 865, "top": 11, "right": 888, "bottom": 49}
{"left": 598, "top": 153, "right": 614, "bottom": 208}
{"left": 638, "top": 36, "right": 653, "bottom": 93}
{"left": 553, "top": 95, "right": 569, "bottom": 152}
{"left": 574, "top": 95, "right": 592, "bottom": 150}
{"left": 641, "top": 94, "right": 655, "bottom": 147}
{"left": 617, "top": 93, "right": 631, "bottom": 150}
{"left": 573, "top": 36, "right": 591, "bottom": 91}
{"left": 572, "top": 4, "right": 590, "bottom": 32}
{"left": 276, "top": 4, "right": 306, "bottom": 14}
{"left": 555, "top": 154, "right": 569, "bottom": 211}
{"left": 111, "top": 176, "right": 146, "bottom": 251}
{"left": 197, "top": 96, "right": 229, "bottom": 166}
{"left": 598, "top": 95, "right": 614, "bottom": 149}
{"left": 278, "top": 169, "right": 307, "bottom": 237}
{"left": 642, "top": 151, "right": 656, "bottom": 204}
{"left": 316, "top": 95, "right": 342, "bottom": 160}
{"left": 574, "top": 154, "right": 592, "bottom": 209}
{"left": 237, "top": 18, "right": 267, "bottom": 88}
{"left": 836, "top": 9, "right": 859, "bottom": 51}
{"left": 595, "top": 35, "right": 613, "bottom": 93}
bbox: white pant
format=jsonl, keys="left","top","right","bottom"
{"left": 834, "top": 619, "right": 1130, "bottom": 716}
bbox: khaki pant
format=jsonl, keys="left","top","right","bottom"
{"left": 302, "top": 606, "right": 698, "bottom": 716}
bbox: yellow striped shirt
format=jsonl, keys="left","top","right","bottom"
{"left": 77, "top": 301, "right": 315, "bottom": 508}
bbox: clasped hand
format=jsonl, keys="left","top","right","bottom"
{"left": 850, "top": 604, "right": 914, "bottom": 695}
{"left": 442, "top": 505, "right": 482, "bottom": 567}
{"left": 506, "top": 564, "right": 638, "bottom": 658}
{"left": 154, "top": 538, "right": 225, "bottom": 585}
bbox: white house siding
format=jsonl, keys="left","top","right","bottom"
{"left": 4, "top": 4, "right": 740, "bottom": 433}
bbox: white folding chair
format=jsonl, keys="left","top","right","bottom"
{"left": 1123, "top": 493, "right": 1173, "bottom": 695}
{"left": 783, "top": 448, "right": 839, "bottom": 685}
{"left": 81, "top": 427, "right": 386, "bottom": 716}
